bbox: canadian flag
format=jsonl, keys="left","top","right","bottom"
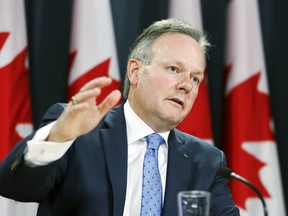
{"left": 0, "top": 0, "right": 37, "bottom": 215}
{"left": 223, "top": 0, "right": 286, "bottom": 215}
{"left": 67, "top": 0, "right": 121, "bottom": 103}
{"left": 169, "top": 0, "right": 213, "bottom": 143}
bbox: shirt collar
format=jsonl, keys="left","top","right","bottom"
{"left": 124, "top": 100, "right": 170, "bottom": 146}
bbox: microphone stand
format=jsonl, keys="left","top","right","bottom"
{"left": 218, "top": 166, "right": 268, "bottom": 216}
{"left": 231, "top": 172, "right": 268, "bottom": 216}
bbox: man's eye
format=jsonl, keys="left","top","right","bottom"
{"left": 192, "top": 76, "right": 200, "bottom": 84}
{"left": 168, "top": 66, "right": 178, "bottom": 73}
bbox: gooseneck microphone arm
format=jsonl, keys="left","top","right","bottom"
{"left": 217, "top": 166, "right": 268, "bottom": 216}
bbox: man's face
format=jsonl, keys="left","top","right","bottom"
{"left": 128, "top": 33, "right": 206, "bottom": 132}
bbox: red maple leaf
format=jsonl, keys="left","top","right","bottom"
{"left": 223, "top": 65, "right": 273, "bottom": 208}
{"left": 0, "top": 32, "right": 9, "bottom": 50}
{"left": 0, "top": 32, "right": 32, "bottom": 162}
{"left": 177, "top": 70, "right": 213, "bottom": 140}
{"left": 67, "top": 51, "right": 122, "bottom": 105}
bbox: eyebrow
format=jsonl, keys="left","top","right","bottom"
{"left": 178, "top": 62, "right": 204, "bottom": 76}
{"left": 191, "top": 70, "right": 204, "bottom": 75}
{"left": 160, "top": 58, "right": 205, "bottom": 75}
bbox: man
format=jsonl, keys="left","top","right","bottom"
{"left": 0, "top": 19, "right": 239, "bottom": 215}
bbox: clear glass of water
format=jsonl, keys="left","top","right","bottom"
{"left": 178, "top": 190, "right": 211, "bottom": 216}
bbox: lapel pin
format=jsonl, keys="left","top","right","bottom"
{"left": 183, "top": 153, "right": 189, "bottom": 158}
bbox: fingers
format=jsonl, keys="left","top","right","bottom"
{"left": 51, "top": 78, "right": 121, "bottom": 142}
{"left": 69, "top": 76, "right": 113, "bottom": 106}
{"left": 79, "top": 76, "right": 112, "bottom": 92}
{"left": 98, "top": 90, "right": 122, "bottom": 114}
{"left": 69, "top": 88, "right": 101, "bottom": 106}
{"left": 69, "top": 76, "right": 122, "bottom": 114}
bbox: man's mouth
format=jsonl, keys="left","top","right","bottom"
{"left": 169, "top": 98, "right": 184, "bottom": 108}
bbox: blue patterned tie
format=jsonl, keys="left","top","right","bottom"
{"left": 140, "top": 133, "right": 164, "bottom": 216}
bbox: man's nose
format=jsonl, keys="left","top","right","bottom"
{"left": 177, "top": 74, "right": 193, "bottom": 92}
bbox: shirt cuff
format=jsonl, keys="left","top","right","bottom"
{"left": 25, "top": 121, "right": 75, "bottom": 166}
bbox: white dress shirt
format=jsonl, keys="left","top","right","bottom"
{"left": 123, "top": 101, "right": 169, "bottom": 216}
{"left": 24, "top": 101, "right": 169, "bottom": 215}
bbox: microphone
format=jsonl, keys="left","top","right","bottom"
{"left": 217, "top": 166, "right": 268, "bottom": 216}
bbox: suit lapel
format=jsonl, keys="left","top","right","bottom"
{"left": 100, "top": 105, "right": 128, "bottom": 215}
{"left": 98, "top": 105, "right": 198, "bottom": 215}
{"left": 162, "top": 130, "right": 196, "bottom": 215}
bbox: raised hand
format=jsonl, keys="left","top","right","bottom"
{"left": 47, "top": 76, "right": 121, "bottom": 142}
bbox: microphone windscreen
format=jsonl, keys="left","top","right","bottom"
{"left": 217, "top": 166, "right": 233, "bottom": 179}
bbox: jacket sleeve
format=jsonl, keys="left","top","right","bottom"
{"left": 0, "top": 103, "right": 69, "bottom": 202}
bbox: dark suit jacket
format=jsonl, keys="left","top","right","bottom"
{"left": 0, "top": 103, "right": 239, "bottom": 216}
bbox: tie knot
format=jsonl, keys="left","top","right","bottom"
{"left": 145, "top": 133, "right": 164, "bottom": 150}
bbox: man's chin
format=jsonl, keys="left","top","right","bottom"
{"left": 165, "top": 115, "right": 185, "bottom": 128}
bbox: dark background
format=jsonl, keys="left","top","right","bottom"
{"left": 24, "top": 0, "right": 288, "bottom": 212}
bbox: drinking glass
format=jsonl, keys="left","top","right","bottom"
{"left": 178, "top": 190, "right": 211, "bottom": 216}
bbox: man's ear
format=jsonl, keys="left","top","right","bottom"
{"left": 127, "top": 59, "right": 142, "bottom": 85}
